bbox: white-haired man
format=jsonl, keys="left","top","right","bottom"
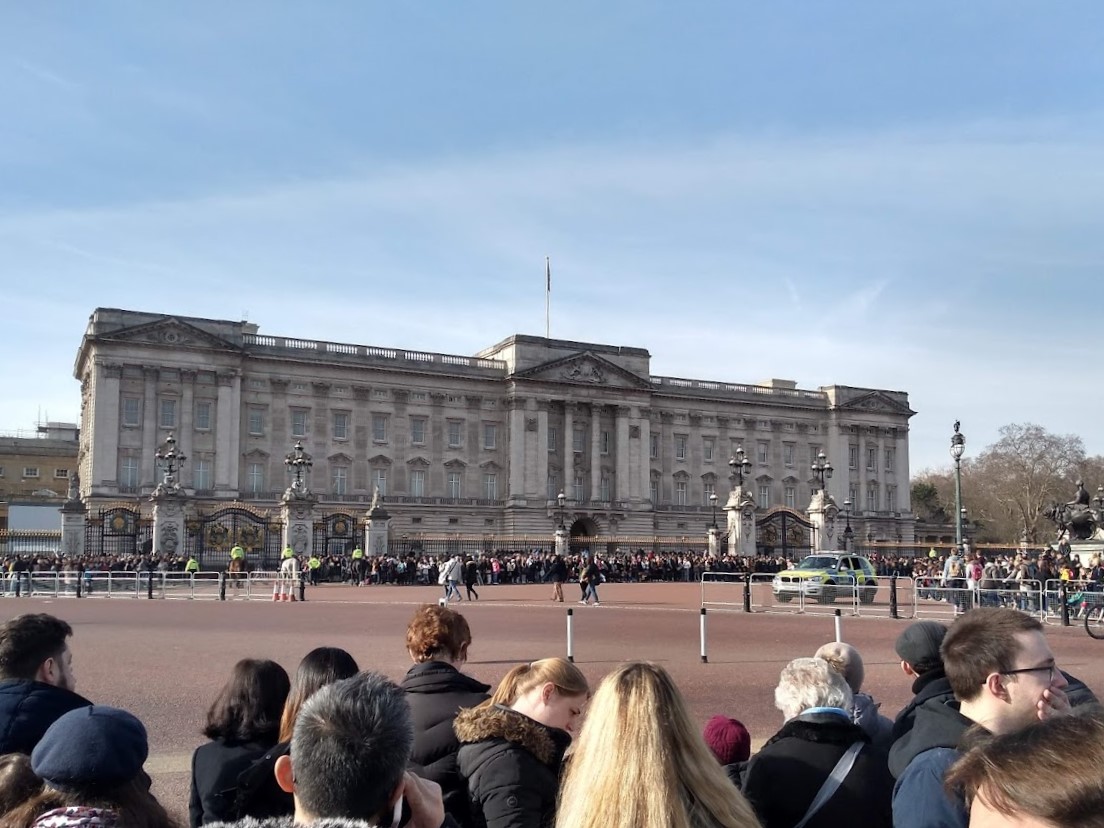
{"left": 742, "top": 656, "right": 894, "bottom": 828}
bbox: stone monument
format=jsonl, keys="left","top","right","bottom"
{"left": 281, "top": 440, "right": 317, "bottom": 557}
{"left": 806, "top": 489, "right": 839, "bottom": 552}
{"left": 151, "top": 434, "right": 188, "bottom": 559}
{"left": 59, "top": 474, "right": 86, "bottom": 558}
{"left": 365, "top": 487, "right": 391, "bottom": 557}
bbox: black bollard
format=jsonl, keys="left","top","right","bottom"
{"left": 298, "top": 574, "right": 306, "bottom": 603}
{"left": 889, "top": 574, "right": 899, "bottom": 619}
{"left": 1060, "top": 581, "right": 1070, "bottom": 627}
{"left": 76, "top": 571, "right": 82, "bottom": 599}
{"left": 146, "top": 571, "right": 155, "bottom": 600}
{"left": 743, "top": 572, "right": 752, "bottom": 613}
{"left": 219, "top": 572, "right": 227, "bottom": 601}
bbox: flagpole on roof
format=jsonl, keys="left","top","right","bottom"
{"left": 545, "top": 256, "right": 551, "bottom": 339}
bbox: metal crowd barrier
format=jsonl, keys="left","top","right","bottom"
{"left": 702, "top": 572, "right": 915, "bottom": 619}
{"left": 0, "top": 570, "right": 308, "bottom": 602}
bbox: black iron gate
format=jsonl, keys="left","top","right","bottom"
{"left": 756, "top": 507, "right": 814, "bottom": 560}
{"left": 312, "top": 513, "right": 362, "bottom": 557}
{"left": 85, "top": 506, "right": 153, "bottom": 559}
{"left": 185, "top": 505, "right": 284, "bottom": 570}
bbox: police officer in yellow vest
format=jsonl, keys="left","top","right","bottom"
{"left": 350, "top": 547, "right": 365, "bottom": 586}
{"left": 184, "top": 555, "right": 200, "bottom": 574}
{"left": 230, "top": 545, "right": 245, "bottom": 561}
{"left": 307, "top": 554, "right": 322, "bottom": 586}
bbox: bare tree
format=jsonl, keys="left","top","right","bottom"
{"left": 970, "top": 423, "right": 1085, "bottom": 543}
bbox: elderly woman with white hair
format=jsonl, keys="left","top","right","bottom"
{"left": 741, "top": 657, "right": 894, "bottom": 828}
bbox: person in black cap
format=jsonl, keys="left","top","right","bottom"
{"left": 889, "top": 621, "right": 953, "bottom": 743}
{"left": 4, "top": 705, "right": 176, "bottom": 828}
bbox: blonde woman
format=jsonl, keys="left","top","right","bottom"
{"left": 455, "top": 657, "right": 588, "bottom": 828}
{"left": 556, "top": 662, "right": 761, "bottom": 828}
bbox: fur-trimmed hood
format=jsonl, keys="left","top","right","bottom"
{"left": 206, "top": 817, "right": 376, "bottom": 828}
{"left": 453, "top": 704, "right": 569, "bottom": 766}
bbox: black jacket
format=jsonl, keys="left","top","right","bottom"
{"left": 233, "top": 741, "right": 292, "bottom": 821}
{"left": 890, "top": 668, "right": 954, "bottom": 743}
{"left": 888, "top": 699, "right": 977, "bottom": 828}
{"left": 191, "top": 737, "right": 277, "bottom": 827}
{"left": 0, "top": 679, "right": 92, "bottom": 755}
{"left": 742, "top": 712, "right": 893, "bottom": 828}
{"left": 402, "top": 662, "right": 490, "bottom": 825}
{"left": 455, "top": 704, "right": 571, "bottom": 828}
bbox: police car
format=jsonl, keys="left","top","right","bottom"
{"left": 772, "top": 553, "right": 879, "bottom": 604}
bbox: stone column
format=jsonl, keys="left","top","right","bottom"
{"left": 806, "top": 490, "right": 839, "bottom": 552}
{"left": 92, "top": 364, "right": 122, "bottom": 491}
{"left": 215, "top": 372, "right": 237, "bottom": 495}
{"left": 590, "top": 404, "right": 602, "bottom": 501}
{"left": 563, "top": 403, "right": 575, "bottom": 497}
{"left": 227, "top": 372, "right": 242, "bottom": 492}
{"left": 707, "top": 526, "right": 719, "bottom": 557}
{"left": 638, "top": 408, "right": 652, "bottom": 504}
{"left": 282, "top": 493, "right": 318, "bottom": 557}
{"left": 536, "top": 401, "right": 550, "bottom": 501}
{"left": 365, "top": 504, "right": 391, "bottom": 556}
{"left": 615, "top": 406, "right": 630, "bottom": 503}
{"left": 151, "top": 490, "right": 187, "bottom": 561}
{"left": 141, "top": 368, "right": 159, "bottom": 488}
{"left": 726, "top": 484, "right": 757, "bottom": 558}
{"left": 179, "top": 370, "right": 195, "bottom": 489}
{"left": 507, "top": 397, "right": 526, "bottom": 503}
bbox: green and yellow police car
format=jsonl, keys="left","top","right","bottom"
{"left": 772, "top": 553, "right": 879, "bottom": 605}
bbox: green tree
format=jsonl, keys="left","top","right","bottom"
{"left": 911, "top": 480, "right": 949, "bottom": 523}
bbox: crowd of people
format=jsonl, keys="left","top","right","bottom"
{"left": 0, "top": 605, "right": 1101, "bottom": 828}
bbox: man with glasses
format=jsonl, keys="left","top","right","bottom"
{"left": 890, "top": 608, "right": 1071, "bottom": 828}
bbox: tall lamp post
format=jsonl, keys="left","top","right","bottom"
{"left": 285, "top": 440, "right": 314, "bottom": 494}
{"left": 556, "top": 491, "right": 567, "bottom": 530}
{"left": 950, "top": 421, "right": 966, "bottom": 549}
{"left": 729, "top": 447, "right": 751, "bottom": 488}
{"left": 154, "top": 432, "right": 187, "bottom": 489}
{"left": 811, "top": 450, "right": 833, "bottom": 493}
{"left": 709, "top": 492, "right": 718, "bottom": 529}
{"left": 841, "top": 498, "right": 854, "bottom": 551}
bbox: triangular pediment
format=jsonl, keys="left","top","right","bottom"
{"left": 97, "top": 317, "right": 241, "bottom": 352}
{"left": 513, "top": 351, "right": 651, "bottom": 390}
{"left": 838, "top": 391, "right": 915, "bottom": 417}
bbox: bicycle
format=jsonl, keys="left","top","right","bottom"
{"left": 1084, "top": 600, "right": 1104, "bottom": 640}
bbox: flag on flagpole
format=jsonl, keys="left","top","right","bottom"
{"left": 546, "top": 256, "right": 551, "bottom": 292}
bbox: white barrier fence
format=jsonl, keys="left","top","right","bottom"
{"left": 701, "top": 572, "right": 1102, "bottom": 626}
{"left": 0, "top": 571, "right": 307, "bottom": 601}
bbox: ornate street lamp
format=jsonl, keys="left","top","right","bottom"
{"left": 285, "top": 440, "right": 314, "bottom": 493}
{"left": 950, "top": 421, "right": 966, "bottom": 549}
{"left": 557, "top": 491, "right": 567, "bottom": 530}
{"left": 729, "top": 448, "right": 751, "bottom": 488}
{"left": 842, "top": 498, "right": 854, "bottom": 551}
{"left": 709, "top": 492, "right": 718, "bottom": 529}
{"left": 155, "top": 432, "right": 187, "bottom": 488}
{"left": 811, "top": 450, "right": 833, "bottom": 493}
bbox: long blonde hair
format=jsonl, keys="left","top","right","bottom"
{"left": 555, "top": 662, "right": 761, "bottom": 828}
{"left": 483, "top": 657, "right": 588, "bottom": 708}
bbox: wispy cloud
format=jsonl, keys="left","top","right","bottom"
{"left": 2, "top": 120, "right": 1104, "bottom": 468}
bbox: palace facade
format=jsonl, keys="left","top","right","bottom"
{"left": 75, "top": 309, "right": 917, "bottom": 545}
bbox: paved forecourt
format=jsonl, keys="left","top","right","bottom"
{"left": 8, "top": 580, "right": 1103, "bottom": 820}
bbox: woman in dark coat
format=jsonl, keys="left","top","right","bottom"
{"left": 232, "top": 647, "right": 359, "bottom": 821}
{"left": 741, "top": 656, "right": 893, "bottom": 828}
{"left": 402, "top": 604, "right": 491, "bottom": 826}
{"left": 455, "top": 657, "right": 589, "bottom": 828}
{"left": 189, "top": 659, "right": 290, "bottom": 827}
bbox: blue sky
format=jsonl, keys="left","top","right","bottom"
{"left": 2, "top": 2, "right": 1103, "bottom": 473}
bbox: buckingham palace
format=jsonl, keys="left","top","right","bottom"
{"left": 73, "top": 308, "right": 917, "bottom": 550}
